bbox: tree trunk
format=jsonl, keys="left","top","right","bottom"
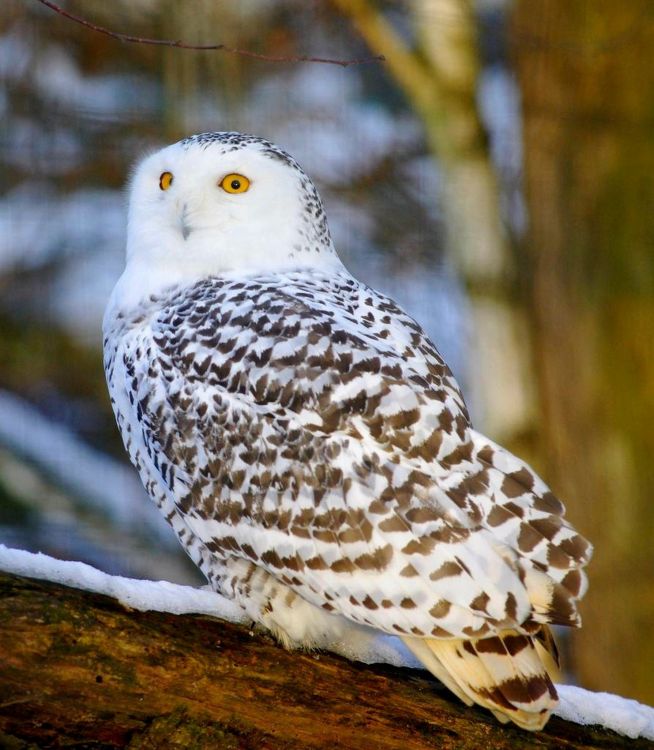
{"left": 512, "top": 0, "right": 654, "bottom": 704}
{"left": 0, "top": 572, "right": 647, "bottom": 749}
{"left": 332, "top": 0, "right": 536, "bottom": 446}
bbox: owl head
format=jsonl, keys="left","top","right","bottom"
{"left": 119, "top": 132, "right": 341, "bottom": 305}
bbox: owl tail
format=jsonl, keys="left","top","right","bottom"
{"left": 401, "top": 628, "right": 559, "bottom": 731}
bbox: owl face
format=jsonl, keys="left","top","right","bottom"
{"left": 124, "top": 133, "right": 338, "bottom": 289}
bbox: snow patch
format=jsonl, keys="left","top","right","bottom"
{"left": 0, "top": 544, "right": 245, "bottom": 622}
{"left": 2, "top": 545, "right": 653, "bottom": 739}
{"left": 555, "top": 685, "right": 654, "bottom": 740}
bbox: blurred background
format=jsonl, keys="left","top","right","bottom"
{"left": 0, "top": 0, "right": 652, "bottom": 704}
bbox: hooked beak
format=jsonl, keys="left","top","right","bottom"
{"left": 179, "top": 203, "right": 192, "bottom": 240}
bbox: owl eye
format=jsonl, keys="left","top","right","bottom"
{"left": 159, "top": 171, "right": 174, "bottom": 191}
{"left": 220, "top": 173, "right": 250, "bottom": 194}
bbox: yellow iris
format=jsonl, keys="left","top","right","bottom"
{"left": 159, "top": 171, "right": 173, "bottom": 191}
{"left": 220, "top": 173, "right": 250, "bottom": 194}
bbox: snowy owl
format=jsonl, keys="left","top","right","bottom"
{"left": 104, "top": 132, "right": 591, "bottom": 731}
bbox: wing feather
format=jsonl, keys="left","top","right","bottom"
{"left": 106, "top": 270, "right": 591, "bottom": 641}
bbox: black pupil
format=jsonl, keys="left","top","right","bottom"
{"left": 230, "top": 179, "right": 241, "bottom": 190}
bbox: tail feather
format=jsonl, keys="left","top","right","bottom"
{"left": 402, "top": 629, "right": 559, "bottom": 731}
{"left": 533, "top": 625, "right": 561, "bottom": 682}
{"left": 401, "top": 636, "right": 474, "bottom": 707}
{"left": 523, "top": 567, "right": 583, "bottom": 627}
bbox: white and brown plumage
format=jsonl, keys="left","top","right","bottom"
{"left": 104, "top": 132, "right": 592, "bottom": 731}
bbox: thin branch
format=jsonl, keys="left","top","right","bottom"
{"left": 330, "top": 0, "right": 436, "bottom": 112}
{"left": 34, "top": 0, "right": 385, "bottom": 68}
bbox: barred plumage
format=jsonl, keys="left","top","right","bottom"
{"left": 104, "top": 132, "right": 591, "bottom": 731}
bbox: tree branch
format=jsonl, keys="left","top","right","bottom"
{"left": 330, "top": 0, "right": 437, "bottom": 113}
{"left": 34, "top": 0, "right": 385, "bottom": 68}
{"left": 1, "top": 571, "right": 647, "bottom": 749}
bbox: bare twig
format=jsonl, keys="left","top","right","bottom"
{"left": 34, "top": 0, "right": 385, "bottom": 68}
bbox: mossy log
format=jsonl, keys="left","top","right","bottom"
{"left": 0, "top": 572, "right": 649, "bottom": 749}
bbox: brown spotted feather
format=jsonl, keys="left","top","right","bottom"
{"left": 104, "top": 132, "right": 591, "bottom": 731}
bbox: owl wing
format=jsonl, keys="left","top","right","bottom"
{"left": 111, "top": 270, "right": 591, "bottom": 728}
{"left": 114, "top": 270, "right": 590, "bottom": 636}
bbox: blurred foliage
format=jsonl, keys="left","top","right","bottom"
{"left": 513, "top": 0, "right": 654, "bottom": 703}
{"left": 0, "top": 303, "right": 116, "bottom": 451}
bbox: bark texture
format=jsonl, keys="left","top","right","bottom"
{"left": 0, "top": 572, "right": 648, "bottom": 749}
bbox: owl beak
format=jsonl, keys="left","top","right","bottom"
{"left": 179, "top": 203, "right": 192, "bottom": 240}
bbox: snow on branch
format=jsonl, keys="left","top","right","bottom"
{"left": 34, "top": 0, "right": 385, "bottom": 68}
{"left": 2, "top": 543, "right": 653, "bottom": 741}
{"left": 0, "top": 543, "right": 245, "bottom": 621}
{"left": 555, "top": 685, "right": 654, "bottom": 741}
